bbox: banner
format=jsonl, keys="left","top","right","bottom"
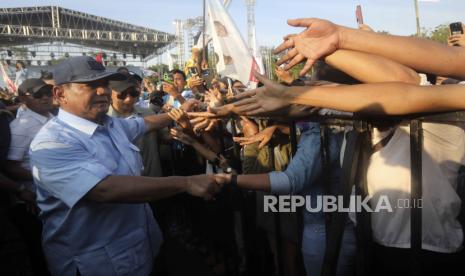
{"left": 206, "top": 0, "right": 260, "bottom": 86}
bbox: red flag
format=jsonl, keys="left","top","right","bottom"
{"left": 249, "top": 57, "right": 260, "bottom": 83}
{"left": 95, "top": 53, "right": 103, "bottom": 64}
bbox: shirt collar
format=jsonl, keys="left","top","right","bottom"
{"left": 22, "top": 106, "right": 52, "bottom": 124}
{"left": 57, "top": 109, "right": 111, "bottom": 136}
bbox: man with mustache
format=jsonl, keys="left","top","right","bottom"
{"left": 29, "top": 56, "right": 224, "bottom": 276}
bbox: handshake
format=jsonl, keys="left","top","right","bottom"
{"left": 185, "top": 174, "right": 233, "bottom": 200}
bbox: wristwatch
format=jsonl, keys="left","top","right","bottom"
{"left": 230, "top": 174, "right": 238, "bottom": 188}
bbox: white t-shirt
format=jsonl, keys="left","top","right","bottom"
{"left": 368, "top": 123, "right": 465, "bottom": 253}
{"left": 368, "top": 78, "right": 465, "bottom": 253}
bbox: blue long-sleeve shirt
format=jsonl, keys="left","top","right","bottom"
{"left": 269, "top": 122, "right": 344, "bottom": 225}
{"left": 267, "top": 123, "right": 355, "bottom": 276}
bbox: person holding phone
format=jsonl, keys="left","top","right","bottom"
{"left": 162, "top": 69, "right": 195, "bottom": 110}
{"left": 448, "top": 22, "right": 465, "bottom": 47}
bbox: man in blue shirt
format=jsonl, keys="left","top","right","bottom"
{"left": 29, "top": 56, "right": 224, "bottom": 276}
{"left": 162, "top": 69, "right": 195, "bottom": 109}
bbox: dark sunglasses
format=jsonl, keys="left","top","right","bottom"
{"left": 25, "top": 89, "right": 53, "bottom": 99}
{"left": 116, "top": 89, "right": 140, "bottom": 100}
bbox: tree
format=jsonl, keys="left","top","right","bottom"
{"left": 148, "top": 64, "right": 169, "bottom": 75}
{"left": 415, "top": 24, "right": 450, "bottom": 44}
{"left": 429, "top": 24, "right": 450, "bottom": 44}
{"left": 377, "top": 30, "right": 390, "bottom": 35}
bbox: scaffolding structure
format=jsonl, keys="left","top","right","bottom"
{"left": 0, "top": 6, "right": 176, "bottom": 65}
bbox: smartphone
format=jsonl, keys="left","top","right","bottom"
{"left": 163, "top": 73, "right": 174, "bottom": 85}
{"left": 356, "top": 5, "right": 364, "bottom": 25}
{"left": 450, "top": 22, "right": 463, "bottom": 35}
{"left": 201, "top": 69, "right": 214, "bottom": 89}
{"left": 188, "top": 66, "right": 199, "bottom": 76}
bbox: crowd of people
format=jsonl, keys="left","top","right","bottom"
{"left": 1, "top": 18, "right": 465, "bottom": 276}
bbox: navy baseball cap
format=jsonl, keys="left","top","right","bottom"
{"left": 53, "top": 56, "right": 125, "bottom": 85}
{"left": 18, "top": 78, "right": 53, "bottom": 96}
{"left": 109, "top": 77, "right": 138, "bottom": 93}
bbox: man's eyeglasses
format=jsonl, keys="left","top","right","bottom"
{"left": 25, "top": 89, "right": 53, "bottom": 99}
{"left": 116, "top": 89, "right": 141, "bottom": 100}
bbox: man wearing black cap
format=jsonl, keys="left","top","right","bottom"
{"left": 107, "top": 77, "right": 163, "bottom": 177}
{"left": 6, "top": 78, "right": 53, "bottom": 190}
{"left": 5, "top": 78, "right": 54, "bottom": 276}
{"left": 28, "top": 56, "right": 224, "bottom": 276}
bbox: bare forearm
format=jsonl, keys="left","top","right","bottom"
{"left": 288, "top": 83, "right": 465, "bottom": 115}
{"left": 325, "top": 49, "right": 420, "bottom": 84}
{"left": 201, "top": 132, "right": 221, "bottom": 153}
{"left": 86, "top": 175, "right": 188, "bottom": 203}
{"left": 191, "top": 141, "right": 217, "bottom": 161}
{"left": 237, "top": 174, "right": 271, "bottom": 191}
{"left": 339, "top": 27, "right": 465, "bottom": 79}
{"left": 144, "top": 113, "right": 173, "bottom": 132}
{"left": 245, "top": 105, "right": 315, "bottom": 119}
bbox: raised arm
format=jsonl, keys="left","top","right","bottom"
{"left": 275, "top": 18, "right": 465, "bottom": 79}
{"left": 144, "top": 113, "right": 173, "bottom": 132}
{"left": 324, "top": 49, "right": 420, "bottom": 84}
{"left": 339, "top": 26, "right": 465, "bottom": 79}
{"left": 233, "top": 72, "right": 465, "bottom": 116}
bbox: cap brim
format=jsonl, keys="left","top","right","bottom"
{"left": 31, "top": 83, "right": 53, "bottom": 94}
{"left": 129, "top": 72, "right": 143, "bottom": 82}
{"left": 110, "top": 82, "right": 136, "bottom": 93}
{"left": 71, "top": 72, "right": 126, "bottom": 84}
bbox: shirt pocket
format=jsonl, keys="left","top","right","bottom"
{"left": 128, "top": 143, "right": 144, "bottom": 174}
{"left": 104, "top": 228, "right": 152, "bottom": 276}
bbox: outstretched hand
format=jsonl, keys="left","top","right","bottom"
{"left": 170, "top": 127, "right": 196, "bottom": 145}
{"left": 168, "top": 108, "right": 191, "bottom": 129}
{"left": 187, "top": 104, "right": 235, "bottom": 119}
{"left": 232, "top": 70, "right": 292, "bottom": 116}
{"left": 240, "top": 116, "right": 259, "bottom": 137}
{"left": 274, "top": 18, "right": 342, "bottom": 76}
{"left": 189, "top": 116, "right": 219, "bottom": 133}
{"left": 233, "top": 125, "right": 277, "bottom": 149}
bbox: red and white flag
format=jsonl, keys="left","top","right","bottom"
{"left": 1, "top": 63, "right": 17, "bottom": 95}
{"left": 206, "top": 0, "right": 261, "bottom": 87}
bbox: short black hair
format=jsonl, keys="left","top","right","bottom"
{"left": 16, "top": 61, "right": 26, "bottom": 68}
{"left": 170, "top": 69, "right": 186, "bottom": 81}
{"left": 117, "top": 67, "right": 130, "bottom": 74}
{"left": 40, "top": 70, "right": 54, "bottom": 80}
{"left": 232, "top": 80, "right": 244, "bottom": 86}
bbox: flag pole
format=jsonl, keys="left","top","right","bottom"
{"left": 202, "top": 0, "right": 207, "bottom": 63}
{"left": 414, "top": 0, "right": 421, "bottom": 36}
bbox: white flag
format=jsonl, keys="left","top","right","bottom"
{"left": 206, "top": 0, "right": 260, "bottom": 87}
{"left": 251, "top": 27, "right": 265, "bottom": 75}
{"left": 166, "top": 52, "right": 174, "bottom": 71}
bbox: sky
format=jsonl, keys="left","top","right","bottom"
{"left": 2, "top": 0, "right": 465, "bottom": 48}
